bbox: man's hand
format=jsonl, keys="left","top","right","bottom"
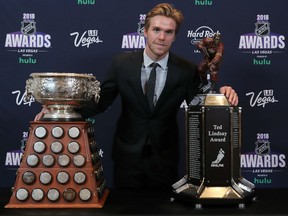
{"left": 220, "top": 86, "right": 238, "bottom": 106}
{"left": 34, "top": 105, "right": 47, "bottom": 121}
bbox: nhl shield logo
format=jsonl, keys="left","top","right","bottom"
{"left": 21, "top": 20, "right": 36, "bottom": 35}
{"left": 255, "top": 21, "right": 270, "bottom": 37}
{"left": 255, "top": 140, "right": 270, "bottom": 155}
{"left": 137, "top": 20, "right": 145, "bottom": 36}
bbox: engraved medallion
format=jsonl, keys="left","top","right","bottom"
{"left": 57, "top": 171, "right": 70, "bottom": 184}
{"left": 33, "top": 141, "right": 46, "bottom": 153}
{"left": 63, "top": 188, "right": 76, "bottom": 202}
{"left": 79, "top": 188, "right": 92, "bottom": 201}
{"left": 39, "top": 171, "right": 52, "bottom": 185}
{"left": 34, "top": 126, "right": 47, "bottom": 139}
{"left": 58, "top": 154, "right": 70, "bottom": 167}
{"left": 42, "top": 154, "right": 55, "bottom": 167}
{"left": 47, "top": 188, "right": 60, "bottom": 202}
{"left": 74, "top": 171, "right": 86, "bottom": 184}
{"left": 68, "top": 141, "right": 80, "bottom": 154}
{"left": 51, "top": 141, "right": 63, "bottom": 154}
{"left": 73, "top": 154, "right": 85, "bottom": 167}
{"left": 52, "top": 126, "right": 64, "bottom": 138}
{"left": 22, "top": 171, "right": 36, "bottom": 185}
{"left": 16, "top": 188, "right": 29, "bottom": 201}
{"left": 31, "top": 188, "right": 44, "bottom": 201}
{"left": 26, "top": 154, "right": 39, "bottom": 167}
{"left": 68, "top": 126, "right": 80, "bottom": 139}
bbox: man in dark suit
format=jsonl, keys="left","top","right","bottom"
{"left": 35, "top": 3, "right": 238, "bottom": 191}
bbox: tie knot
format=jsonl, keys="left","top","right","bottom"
{"left": 150, "top": 62, "right": 159, "bottom": 69}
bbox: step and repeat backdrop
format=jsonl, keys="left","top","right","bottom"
{"left": 0, "top": 0, "right": 287, "bottom": 189}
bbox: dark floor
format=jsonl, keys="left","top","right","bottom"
{"left": 0, "top": 187, "right": 287, "bottom": 216}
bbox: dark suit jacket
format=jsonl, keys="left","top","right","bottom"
{"left": 79, "top": 50, "right": 200, "bottom": 171}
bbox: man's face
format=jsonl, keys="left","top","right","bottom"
{"left": 144, "top": 15, "right": 177, "bottom": 61}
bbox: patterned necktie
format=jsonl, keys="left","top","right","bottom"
{"left": 145, "top": 62, "right": 158, "bottom": 111}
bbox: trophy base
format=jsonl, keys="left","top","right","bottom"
{"left": 172, "top": 177, "right": 256, "bottom": 208}
{"left": 5, "top": 121, "right": 108, "bottom": 208}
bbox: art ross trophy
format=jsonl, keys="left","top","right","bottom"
{"left": 171, "top": 34, "right": 256, "bottom": 208}
{"left": 6, "top": 73, "right": 109, "bottom": 208}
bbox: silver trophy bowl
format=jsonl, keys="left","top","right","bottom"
{"left": 25, "top": 72, "right": 100, "bottom": 120}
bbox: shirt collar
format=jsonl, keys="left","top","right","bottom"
{"left": 143, "top": 51, "right": 169, "bottom": 69}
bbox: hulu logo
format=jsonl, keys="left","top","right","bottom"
{"left": 77, "top": 0, "right": 95, "bottom": 4}
{"left": 19, "top": 57, "right": 36, "bottom": 64}
{"left": 195, "top": 0, "right": 212, "bottom": 5}
{"left": 253, "top": 58, "right": 271, "bottom": 65}
{"left": 254, "top": 177, "right": 272, "bottom": 184}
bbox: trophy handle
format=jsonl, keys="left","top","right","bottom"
{"left": 87, "top": 80, "right": 101, "bottom": 103}
{"left": 24, "top": 78, "right": 33, "bottom": 102}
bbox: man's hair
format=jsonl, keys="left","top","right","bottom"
{"left": 145, "top": 3, "right": 184, "bottom": 34}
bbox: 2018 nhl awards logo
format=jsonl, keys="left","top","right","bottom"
{"left": 238, "top": 14, "right": 285, "bottom": 66}
{"left": 4, "top": 13, "right": 52, "bottom": 64}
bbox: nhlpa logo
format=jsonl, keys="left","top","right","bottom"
{"left": 255, "top": 140, "right": 270, "bottom": 155}
{"left": 21, "top": 20, "right": 36, "bottom": 35}
{"left": 211, "top": 148, "right": 225, "bottom": 167}
{"left": 255, "top": 21, "right": 270, "bottom": 37}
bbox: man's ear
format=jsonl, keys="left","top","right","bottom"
{"left": 143, "top": 29, "right": 148, "bottom": 38}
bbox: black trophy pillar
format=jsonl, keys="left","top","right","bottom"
{"left": 172, "top": 93, "right": 256, "bottom": 208}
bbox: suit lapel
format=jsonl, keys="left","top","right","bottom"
{"left": 128, "top": 51, "right": 151, "bottom": 112}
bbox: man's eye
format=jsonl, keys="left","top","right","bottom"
{"left": 166, "top": 30, "right": 174, "bottom": 35}
{"left": 153, "top": 28, "right": 160, "bottom": 32}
